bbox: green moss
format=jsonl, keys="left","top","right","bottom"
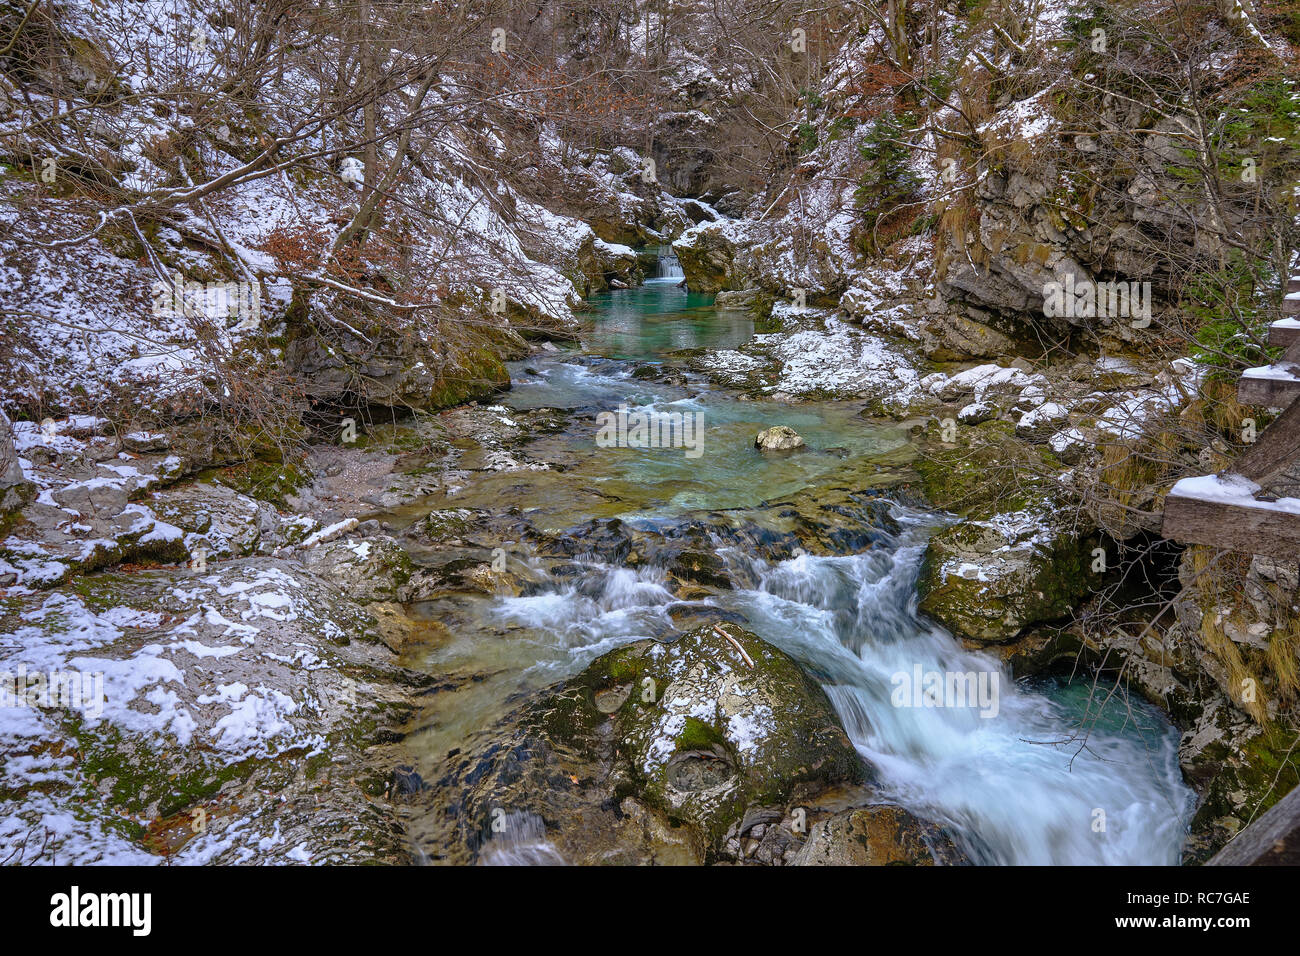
{"left": 426, "top": 344, "right": 511, "bottom": 410}
{"left": 913, "top": 418, "right": 1053, "bottom": 518}
{"left": 532, "top": 685, "right": 606, "bottom": 756}
{"left": 676, "top": 715, "right": 726, "bottom": 751}
{"left": 64, "top": 715, "right": 253, "bottom": 821}
{"left": 64, "top": 573, "right": 147, "bottom": 613}
{"left": 210, "top": 452, "right": 309, "bottom": 509}
{"left": 420, "top": 509, "right": 476, "bottom": 542}
{"left": 602, "top": 645, "right": 645, "bottom": 683}
{"left": 1186, "top": 721, "right": 1300, "bottom": 862}
{"left": 349, "top": 415, "right": 447, "bottom": 455}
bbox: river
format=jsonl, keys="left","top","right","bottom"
{"left": 404, "top": 276, "right": 1195, "bottom": 864}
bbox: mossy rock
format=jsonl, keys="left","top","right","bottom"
{"left": 608, "top": 627, "right": 865, "bottom": 847}
{"left": 427, "top": 624, "right": 866, "bottom": 863}
{"left": 673, "top": 227, "right": 747, "bottom": 294}
{"left": 209, "top": 453, "right": 310, "bottom": 510}
{"left": 917, "top": 510, "right": 1094, "bottom": 643}
{"left": 418, "top": 509, "right": 481, "bottom": 542}
{"left": 427, "top": 341, "right": 513, "bottom": 409}
{"left": 912, "top": 417, "right": 1059, "bottom": 519}
{"left": 1181, "top": 704, "right": 1300, "bottom": 863}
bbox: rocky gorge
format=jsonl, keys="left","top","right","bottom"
{"left": 2, "top": 0, "right": 1299, "bottom": 867}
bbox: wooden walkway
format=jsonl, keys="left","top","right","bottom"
{"left": 1160, "top": 271, "right": 1300, "bottom": 561}
{"left": 1164, "top": 268, "right": 1300, "bottom": 865}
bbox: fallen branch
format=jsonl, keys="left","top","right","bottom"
{"left": 712, "top": 624, "right": 754, "bottom": 669}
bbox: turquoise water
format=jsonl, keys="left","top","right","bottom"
{"left": 504, "top": 354, "right": 911, "bottom": 514}
{"left": 581, "top": 277, "right": 753, "bottom": 361}
{"left": 502, "top": 280, "right": 911, "bottom": 514}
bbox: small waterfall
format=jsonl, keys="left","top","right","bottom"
{"left": 479, "top": 811, "right": 567, "bottom": 865}
{"left": 484, "top": 504, "right": 1195, "bottom": 864}
{"left": 655, "top": 243, "right": 683, "bottom": 279}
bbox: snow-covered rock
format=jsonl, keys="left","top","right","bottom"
{"left": 1048, "top": 427, "right": 1090, "bottom": 464}
{"left": 1016, "top": 402, "right": 1070, "bottom": 441}
{"left": 957, "top": 401, "right": 997, "bottom": 425}
{"left": 0, "top": 559, "right": 414, "bottom": 864}
{"left": 918, "top": 508, "right": 1093, "bottom": 643}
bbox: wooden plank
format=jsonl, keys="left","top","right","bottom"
{"left": 1290, "top": 277, "right": 1300, "bottom": 294}
{"left": 1238, "top": 361, "right": 1300, "bottom": 407}
{"left": 1235, "top": 397, "right": 1300, "bottom": 483}
{"left": 1286, "top": 293, "right": 1300, "bottom": 315}
{"left": 1270, "top": 319, "right": 1300, "bottom": 348}
{"left": 1209, "top": 783, "right": 1300, "bottom": 865}
{"left": 1285, "top": 336, "right": 1300, "bottom": 364}
{"left": 1161, "top": 479, "right": 1300, "bottom": 561}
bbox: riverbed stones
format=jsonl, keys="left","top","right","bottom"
{"left": 1088, "top": 356, "right": 1154, "bottom": 390}
{"left": 790, "top": 805, "right": 965, "bottom": 866}
{"left": 924, "top": 363, "right": 1038, "bottom": 404}
{"left": 755, "top": 425, "right": 805, "bottom": 451}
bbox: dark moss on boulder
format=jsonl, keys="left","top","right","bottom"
{"left": 917, "top": 511, "right": 1095, "bottom": 644}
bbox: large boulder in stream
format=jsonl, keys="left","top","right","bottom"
{"left": 422, "top": 623, "right": 871, "bottom": 864}
{"left": 755, "top": 425, "right": 805, "bottom": 452}
{"left": 917, "top": 507, "right": 1094, "bottom": 644}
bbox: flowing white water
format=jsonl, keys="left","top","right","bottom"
{"left": 480, "top": 811, "right": 569, "bottom": 866}
{"left": 484, "top": 504, "right": 1194, "bottom": 865}
{"left": 720, "top": 510, "right": 1194, "bottom": 865}
{"left": 656, "top": 243, "right": 684, "bottom": 279}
